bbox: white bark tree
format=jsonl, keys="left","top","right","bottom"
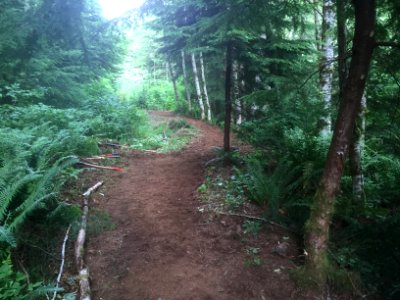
{"left": 199, "top": 52, "right": 212, "bottom": 121}
{"left": 191, "top": 53, "right": 205, "bottom": 120}
{"left": 233, "top": 60, "right": 242, "bottom": 125}
{"left": 181, "top": 50, "right": 192, "bottom": 111}
{"left": 319, "top": 0, "right": 335, "bottom": 136}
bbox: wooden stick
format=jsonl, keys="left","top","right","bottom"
{"left": 216, "top": 211, "right": 290, "bottom": 231}
{"left": 78, "top": 161, "right": 123, "bottom": 172}
{"left": 82, "top": 181, "right": 104, "bottom": 198}
{"left": 52, "top": 225, "right": 71, "bottom": 300}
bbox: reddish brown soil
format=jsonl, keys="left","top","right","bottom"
{"left": 86, "top": 112, "right": 299, "bottom": 300}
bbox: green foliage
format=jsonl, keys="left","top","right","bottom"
{"left": 244, "top": 246, "right": 263, "bottom": 267}
{"left": 0, "top": 255, "right": 45, "bottom": 300}
{"left": 129, "top": 80, "right": 177, "bottom": 111}
{"left": 131, "top": 118, "right": 196, "bottom": 153}
{"left": 243, "top": 220, "right": 262, "bottom": 237}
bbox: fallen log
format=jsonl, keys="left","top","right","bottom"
{"left": 75, "top": 181, "right": 103, "bottom": 300}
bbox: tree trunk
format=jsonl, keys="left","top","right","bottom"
{"left": 337, "top": 0, "right": 366, "bottom": 203}
{"left": 233, "top": 59, "right": 242, "bottom": 125}
{"left": 304, "top": 0, "right": 375, "bottom": 287}
{"left": 319, "top": 0, "right": 335, "bottom": 136}
{"left": 181, "top": 50, "right": 192, "bottom": 111}
{"left": 199, "top": 52, "right": 212, "bottom": 121}
{"left": 349, "top": 94, "right": 366, "bottom": 202}
{"left": 168, "top": 61, "right": 180, "bottom": 105}
{"left": 313, "top": 0, "right": 322, "bottom": 52}
{"left": 224, "top": 42, "right": 233, "bottom": 152}
{"left": 191, "top": 53, "right": 205, "bottom": 120}
{"left": 337, "top": 0, "right": 348, "bottom": 97}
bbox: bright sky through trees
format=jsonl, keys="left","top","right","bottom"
{"left": 98, "top": 0, "right": 145, "bottom": 19}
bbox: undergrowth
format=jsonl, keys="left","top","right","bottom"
{"left": 0, "top": 101, "right": 148, "bottom": 298}
{"left": 131, "top": 118, "right": 196, "bottom": 153}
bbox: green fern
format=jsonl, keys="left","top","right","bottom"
{"left": 9, "top": 156, "right": 77, "bottom": 231}
{"left": 0, "top": 226, "right": 16, "bottom": 247}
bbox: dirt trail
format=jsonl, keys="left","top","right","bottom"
{"left": 87, "top": 111, "right": 296, "bottom": 300}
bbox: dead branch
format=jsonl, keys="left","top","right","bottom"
{"left": 78, "top": 161, "right": 123, "bottom": 172}
{"left": 375, "top": 41, "right": 400, "bottom": 49}
{"left": 216, "top": 211, "right": 291, "bottom": 231}
{"left": 52, "top": 225, "right": 71, "bottom": 300}
{"left": 82, "top": 181, "right": 104, "bottom": 198}
{"left": 75, "top": 181, "right": 103, "bottom": 300}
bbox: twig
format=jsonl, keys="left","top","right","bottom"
{"left": 216, "top": 211, "right": 291, "bottom": 231}
{"left": 52, "top": 225, "right": 71, "bottom": 300}
{"left": 17, "top": 259, "right": 30, "bottom": 285}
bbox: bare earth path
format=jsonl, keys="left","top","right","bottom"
{"left": 87, "top": 112, "right": 296, "bottom": 300}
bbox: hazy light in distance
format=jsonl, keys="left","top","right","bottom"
{"left": 98, "top": 0, "right": 145, "bottom": 19}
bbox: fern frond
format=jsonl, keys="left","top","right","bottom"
{"left": 8, "top": 156, "right": 77, "bottom": 231}
{"left": 0, "top": 226, "right": 16, "bottom": 247}
{"left": 0, "top": 172, "right": 41, "bottom": 223}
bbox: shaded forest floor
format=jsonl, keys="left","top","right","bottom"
{"left": 84, "top": 111, "right": 303, "bottom": 300}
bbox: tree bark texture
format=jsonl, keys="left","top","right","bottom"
{"left": 233, "top": 59, "right": 242, "bottom": 125}
{"left": 224, "top": 42, "right": 233, "bottom": 152}
{"left": 319, "top": 0, "right": 335, "bottom": 136}
{"left": 191, "top": 53, "right": 205, "bottom": 120}
{"left": 199, "top": 52, "right": 212, "bottom": 121}
{"left": 337, "top": 0, "right": 348, "bottom": 97}
{"left": 168, "top": 61, "right": 180, "bottom": 104}
{"left": 181, "top": 50, "right": 192, "bottom": 111}
{"left": 337, "top": 0, "right": 366, "bottom": 203}
{"left": 349, "top": 94, "right": 366, "bottom": 202}
{"left": 305, "top": 0, "right": 375, "bottom": 286}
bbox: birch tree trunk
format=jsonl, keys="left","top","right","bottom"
{"left": 199, "top": 52, "right": 212, "bottom": 121}
{"left": 337, "top": 0, "right": 348, "bottom": 96}
{"left": 349, "top": 94, "right": 366, "bottom": 202}
{"left": 224, "top": 42, "right": 233, "bottom": 152}
{"left": 191, "top": 53, "right": 205, "bottom": 120}
{"left": 167, "top": 61, "right": 180, "bottom": 105}
{"left": 233, "top": 60, "right": 242, "bottom": 125}
{"left": 181, "top": 50, "right": 192, "bottom": 111}
{"left": 304, "top": 0, "right": 375, "bottom": 287}
{"left": 319, "top": 0, "right": 335, "bottom": 136}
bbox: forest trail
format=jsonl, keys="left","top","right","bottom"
{"left": 86, "top": 111, "right": 296, "bottom": 300}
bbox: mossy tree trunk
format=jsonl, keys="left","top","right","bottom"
{"left": 304, "top": 0, "right": 375, "bottom": 287}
